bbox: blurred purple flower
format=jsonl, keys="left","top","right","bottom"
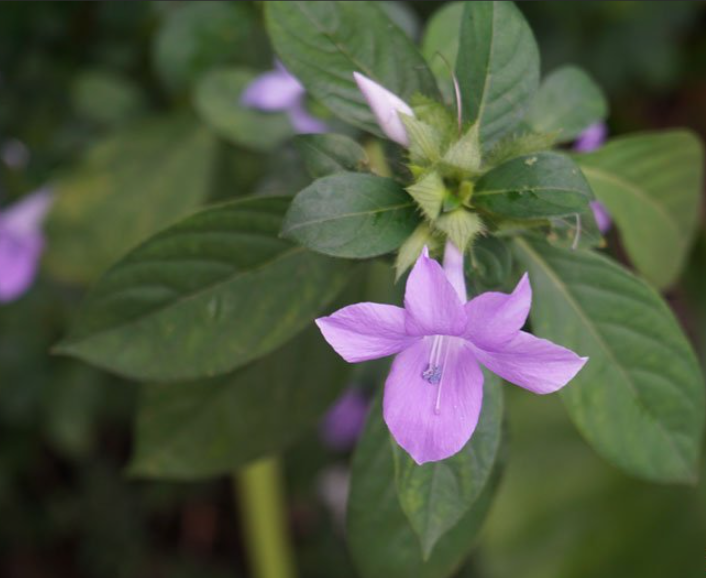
{"left": 319, "top": 388, "right": 370, "bottom": 451}
{"left": 0, "top": 188, "right": 53, "bottom": 303}
{"left": 241, "top": 62, "right": 327, "bottom": 134}
{"left": 574, "top": 122, "right": 611, "bottom": 233}
{"left": 316, "top": 242, "right": 587, "bottom": 464}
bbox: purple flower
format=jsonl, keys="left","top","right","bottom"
{"left": 319, "top": 388, "right": 370, "bottom": 451}
{"left": 316, "top": 242, "right": 587, "bottom": 464}
{"left": 241, "top": 62, "right": 327, "bottom": 134}
{"left": 574, "top": 122, "right": 611, "bottom": 233}
{"left": 0, "top": 188, "right": 52, "bottom": 303}
{"left": 573, "top": 122, "right": 607, "bottom": 153}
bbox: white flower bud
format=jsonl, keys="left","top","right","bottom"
{"left": 353, "top": 72, "right": 413, "bottom": 147}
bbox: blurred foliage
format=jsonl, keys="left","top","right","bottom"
{"left": 0, "top": 2, "right": 705, "bottom": 577}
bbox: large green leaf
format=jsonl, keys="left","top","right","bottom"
{"left": 577, "top": 131, "right": 704, "bottom": 289}
{"left": 294, "top": 133, "right": 369, "bottom": 179}
{"left": 348, "top": 394, "right": 501, "bottom": 578}
{"left": 265, "top": 1, "right": 438, "bottom": 135}
{"left": 392, "top": 373, "right": 504, "bottom": 559}
{"left": 56, "top": 197, "right": 351, "bottom": 382}
{"left": 128, "top": 324, "right": 350, "bottom": 479}
{"left": 524, "top": 66, "right": 608, "bottom": 142}
{"left": 421, "top": 2, "right": 464, "bottom": 101}
{"left": 456, "top": 1, "right": 540, "bottom": 153}
{"left": 45, "top": 116, "right": 216, "bottom": 284}
{"left": 194, "top": 68, "right": 293, "bottom": 152}
{"left": 474, "top": 152, "right": 593, "bottom": 219}
{"left": 281, "top": 172, "right": 419, "bottom": 258}
{"left": 513, "top": 237, "right": 705, "bottom": 483}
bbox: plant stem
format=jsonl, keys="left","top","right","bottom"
{"left": 236, "top": 457, "right": 296, "bottom": 578}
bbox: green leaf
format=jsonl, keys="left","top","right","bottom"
{"left": 474, "top": 152, "right": 593, "bottom": 220}
{"left": 406, "top": 171, "right": 446, "bottom": 220}
{"left": 45, "top": 116, "right": 216, "bottom": 285}
{"left": 392, "top": 374, "right": 504, "bottom": 559}
{"left": 421, "top": 2, "right": 465, "bottom": 101}
{"left": 294, "top": 133, "right": 369, "bottom": 179}
{"left": 71, "top": 69, "right": 146, "bottom": 127}
{"left": 513, "top": 237, "right": 705, "bottom": 483}
{"left": 282, "top": 172, "right": 419, "bottom": 259}
{"left": 524, "top": 66, "right": 608, "bottom": 142}
{"left": 194, "top": 67, "right": 293, "bottom": 152}
{"left": 577, "top": 131, "right": 704, "bottom": 289}
{"left": 348, "top": 394, "right": 501, "bottom": 578}
{"left": 456, "top": 1, "right": 540, "bottom": 153}
{"left": 465, "top": 235, "right": 513, "bottom": 293}
{"left": 153, "top": 1, "right": 258, "bottom": 91}
{"left": 128, "top": 324, "right": 350, "bottom": 479}
{"left": 265, "top": 1, "right": 438, "bottom": 135}
{"left": 435, "top": 209, "right": 484, "bottom": 253}
{"left": 55, "top": 197, "right": 351, "bottom": 382}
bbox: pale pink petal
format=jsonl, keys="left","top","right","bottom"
{"left": 0, "top": 226, "right": 43, "bottom": 302}
{"left": 574, "top": 122, "right": 607, "bottom": 153}
{"left": 241, "top": 68, "right": 304, "bottom": 111}
{"left": 442, "top": 240, "right": 466, "bottom": 301}
{"left": 383, "top": 339, "right": 483, "bottom": 464}
{"left": 287, "top": 101, "right": 328, "bottom": 134}
{"left": 0, "top": 188, "right": 53, "bottom": 236}
{"left": 464, "top": 273, "right": 531, "bottom": 349}
{"left": 353, "top": 72, "right": 413, "bottom": 147}
{"left": 591, "top": 200, "right": 612, "bottom": 234}
{"left": 316, "top": 302, "right": 417, "bottom": 363}
{"left": 472, "top": 331, "right": 588, "bottom": 395}
{"left": 404, "top": 247, "right": 466, "bottom": 336}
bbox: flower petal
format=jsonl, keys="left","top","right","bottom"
{"left": 287, "top": 102, "right": 328, "bottom": 134}
{"left": 573, "top": 121, "right": 607, "bottom": 153}
{"left": 473, "top": 331, "right": 588, "bottom": 394}
{"left": 591, "top": 200, "right": 612, "bottom": 234}
{"left": 241, "top": 68, "right": 304, "bottom": 111}
{"left": 405, "top": 248, "right": 466, "bottom": 336}
{"left": 464, "top": 273, "right": 531, "bottom": 349}
{"left": 316, "top": 302, "right": 417, "bottom": 363}
{"left": 1, "top": 188, "right": 53, "bottom": 236}
{"left": 0, "top": 225, "right": 43, "bottom": 302}
{"left": 353, "top": 72, "right": 413, "bottom": 147}
{"left": 383, "top": 339, "right": 483, "bottom": 464}
{"left": 442, "top": 240, "right": 467, "bottom": 301}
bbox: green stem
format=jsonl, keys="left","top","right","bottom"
{"left": 236, "top": 457, "right": 297, "bottom": 578}
{"left": 364, "top": 139, "right": 392, "bottom": 177}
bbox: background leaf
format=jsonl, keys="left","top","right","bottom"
{"left": 513, "top": 237, "right": 705, "bottom": 483}
{"left": 45, "top": 116, "right": 216, "bottom": 284}
{"left": 194, "top": 67, "right": 293, "bottom": 152}
{"left": 421, "top": 2, "right": 464, "bottom": 102}
{"left": 524, "top": 65, "right": 608, "bottom": 141}
{"left": 56, "top": 196, "right": 351, "bottom": 382}
{"left": 456, "top": 1, "right": 540, "bottom": 153}
{"left": 265, "top": 1, "right": 438, "bottom": 135}
{"left": 474, "top": 152, "right": 593, "bottom": 219}
{"left": 294, "top": 133, "right": 369, "bottom": 179}
{"left": 392, "top": 373, "right": 504, "bottom": 559}
{"left": 576, "top": 130, "right": 704, "bottom": 289}
{"left": 282, "top": 172, "right": 419, "bottom": 258}
{"left": 128, "top": 324, "right": 351, "bottom": 479}
{"left": 348, "top": 394, "right": 501, "bottom": 578}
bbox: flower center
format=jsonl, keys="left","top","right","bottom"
{"left": 422, "top": 335, "right": 452, "bottom": 415}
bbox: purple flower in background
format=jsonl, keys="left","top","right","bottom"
{"left": 573, "top": 122, "right": 607, "bottom": 153}
{"left": 319, "top": 388, "right": 370, "bottom": 451}
{"left": 0, "top": 188, "right": 52, "bottom": 303}
{"left": 241, "top": 62, "right": 327, "bottom": 134}
{"left": 316, "top": 242, "right": 587, "bottom": 464}
{"left": 574, "top": 122, "right": 612, "bottom": 234}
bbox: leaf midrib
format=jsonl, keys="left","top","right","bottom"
{"left": 284, "top": 201, "right": 415, "bottom": 233}
{"left": 514, "top": 238, "right": 690, "bottom": 472}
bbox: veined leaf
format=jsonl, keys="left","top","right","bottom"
{"left": 282, "top": 172, "right": 419, "bottom": 259}
{"left": 265, "top": 1, "right": 438, "bottom": 135}
{"left": 456, "top": 1, "right": 540, "bottom": 153}
{"left": 513, "top": 237, "right": 705, "bottom": 483}
{"left": 577, "top": 130, "right": 704, "bottom": 289}
{"left": 294, "top": 133, "right": 369, "bottom": 178}
{"left": 474, "top": 152, "right": 593, "bottom": 219}
{"left": 56, "top": 197, "right": 350, "bottom": 382}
